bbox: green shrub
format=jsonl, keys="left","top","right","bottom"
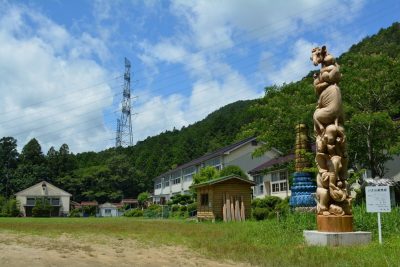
{"left": 69, "top": 208, "right": 81, "bottom": 217}
{"left": 219, "top": 165, "right": 247, "bottom": 179}
{"left": 124, "top": 209, "right": 144, "bottom": 217}
{"left": 171, "top": 205, "right": 180, "bottom": 212}
{"left": 32, "top": 198, "right": 53, "bottom": 217}
{"left": 0, "top": 197, "right": 20, "bottom": 217}
{"left": 252, "top": 207, "right": 269, "bottom": 220}
{"left": 144, "top": 204, "right": 169, "bottom": 218}
{"left": 257, "top": 196, "right": 282, "bottom": 209}
{"left": 187, "top": 202, "right": 197, "bottom": 216}
{"left": 180, "top": 205, "right": 187, "bottom": 212}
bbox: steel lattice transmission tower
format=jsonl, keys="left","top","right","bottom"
{"left": 116, "top": 58, "right": 133, "bottom": 147}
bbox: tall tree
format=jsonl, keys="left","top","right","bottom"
{"left": 0, "top": 137, "right": 19, "bottom": 197}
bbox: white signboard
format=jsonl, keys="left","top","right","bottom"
{"left": 365, "top": 186, "right": 391, "bottom": 213}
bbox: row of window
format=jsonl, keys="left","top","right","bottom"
{"left": 26, "top": 197, "right": 60, "bottom": 206}
{"left": 156, "top": 159, "right": 220, "bottom": 189}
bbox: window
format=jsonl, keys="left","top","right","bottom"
{"left": 183, "top": 166, "right": 196, "bottom": 182}
{"left": 280, "top": 182, "right": 287, "bottom": 191}
{"left": 271, "top": 172, "right": 279, "bottom": 182}
{"left": 171, "top": 171, "right": 182, "bottom": 185}
{"left": 51, "top": 198, "right": 60, "bottom": 206}
{"left": 200, "top": 193, "right": 209, "bottom": 206}
{"left": 155, "top": 183, "right": 162, "bottom": 189}
{"left": 254, "top": 175, "right": 263, "bottom": 185}
{"left": 105, "top": 209, "right": 112, "bottom": 215}
{"left": 26, "top": 198, "right": 35, "bottom": 206}
{"left": 272, "top": 183, "right": 280, "bottom": 193}
{"left": 204, "top": 157, "right": 221, "bottom": 170}
{"left": 280, "top": 171, "right": 287, "bottom": 181}
{"left": 260, "top": 185, "right": 264, "bottom": 194}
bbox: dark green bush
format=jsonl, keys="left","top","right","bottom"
{"left": 0, "top": 197, "right": 20, "bottom": 217}
{"left": 187, "top": 202, "right": 197, "bottom": 216}
{"left": 171, "top": 205, "right": 180, "bottom": 212}
{"left": 180, "top": 205, "right": 187, "bottom": 212}
{"left": 252, "top": 207, "right": 269, "bottom": 220}
{"left": 124, "top": 209, "right": 144, "bottom": 217}
{"left": 32, "top": 198, "right": 53, "bottom": 217}
{"left": 68, "top": 208, "right": 81, "bottom": 217}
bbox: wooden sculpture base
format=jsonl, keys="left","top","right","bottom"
{"left": 317, "top": 215, "right": 353, "bottom": 232}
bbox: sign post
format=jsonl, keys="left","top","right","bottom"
{"left": 365, "top": 186, "right": 391, "bottom": 244}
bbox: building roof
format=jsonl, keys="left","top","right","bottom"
{"left": 80, "top": 201, "right": 98, "bottom": 206}
{"left": 191, "top": 175, "right": 255, "bottom": 189}
{"left": 121, "top": 198, "right": 138, "bottom": 204}
{"left": 99, "top": 202, "right": 118, "bottom": 208}
{"left": 154, "top": 137, "right": 257, "bottom": 180}
{"left": 248, "top": 154, "right": 295, "bottom": 174}
{"left": 15, "top": 181, "right": 72, "bottom": 197}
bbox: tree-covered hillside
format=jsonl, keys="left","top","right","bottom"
{"left": 0, "top": 99, "right": 258, "bottom": 202}
{"left": 1, "top": 23, "right": 399, "bottom": 202}
{"left": 241, "top": 22, "right": 400, "bottom": 177}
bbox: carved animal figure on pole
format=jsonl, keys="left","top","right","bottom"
{"left": 310, "top": 46, "right": 351, "bottom": 217}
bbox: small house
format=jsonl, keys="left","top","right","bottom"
{"left": 191, "top": 175, "right": 255, "bottom": 221}
{"left": 15, "top": 181, "right": 71, "bottom": 217}
{"left": 98, "top": 202, "right": 119, "bottom": 217}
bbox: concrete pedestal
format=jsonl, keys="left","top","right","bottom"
{"left": 304, "top": 230, "right": 372, "bottom": 246}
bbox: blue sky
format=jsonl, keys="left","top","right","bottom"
{"left": 0, "top": 0, "right": 399, "bottom": 153}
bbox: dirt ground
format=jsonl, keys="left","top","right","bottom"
{"left": 0, "top": 232, "right": 250, "bottom": 267}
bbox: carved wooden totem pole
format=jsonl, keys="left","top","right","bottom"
{"left": 310, "top": 46, "right": 352, "bottom": 232}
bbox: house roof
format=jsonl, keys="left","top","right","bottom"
{"left": 99, "top": 202, "right": 118, "bottom": 208}
{"left": 248, "top": 154, "right": 295, "bottom": 174}
{"left": 190, "top": 174, "right": 255, "bottom": 189}
{"left": 15, "top": 181, "right": 72, "bottom": 197}
{"left": 121, "top": 199, "right": 138, "bottom": 204}
{"left": 80, "top": 201, "right": 98, "bottom": 206}
{"left": 154, "top": 137, "right": 257, "bottom": 180}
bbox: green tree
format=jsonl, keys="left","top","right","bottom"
{"left": 12, "top": 138, "right": 48, "bottom": 192}
{"left": 348, "top": 112, "right": 399, "bottom": 177}
{"left": 138, "top": 192, "right": 150, "bottom": 208}
{"left": 219, "top": 165, "right": 248, "bottom": 179}
{"left": 0, "top": 137, "right": 19, "bottom": 197}
{"left": 192, "top": 166, "right": 220, "bottom": 184}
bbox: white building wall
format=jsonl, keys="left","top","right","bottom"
{"left": 224, "top": 143, "right": 280, "bottom": 176}
{"left": 16, "top": 196, "right": 26, "bottom": 215}
{"left": 60, "top": 196, "right": 70, "bottom": 215}
{"left": 384, "top": 154, "right": 400, "bottom": 182}
{"left": 100, "top": 208, "right": 118, "bottom": 217}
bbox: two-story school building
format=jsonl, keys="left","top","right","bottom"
{"left": 152, "top": 137, "right": 281, "bottom": 203}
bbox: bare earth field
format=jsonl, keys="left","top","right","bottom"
{"left": 0, "top": 232, "right": 249, "bottom": 267}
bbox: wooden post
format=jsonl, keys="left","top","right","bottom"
{"left": 230, "top": 196, "right": 235, "bottom": 222}
{"left": 240, "top": 196, "right": 245, "bottom": 221}
{"left": 235, "top": 199, "right": 240, "bottom": 221}
{"left": 223, "top": 193, "right": 227, "bottom": 222}
{"left": 226, "top": 193, "right": 231, "bottom": 222}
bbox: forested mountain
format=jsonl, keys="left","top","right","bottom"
{"left": 1, "top": 23, "right": 399, "bottom": 202}
{"left": 0, "top": 100, "right": 257, "bottom": 202}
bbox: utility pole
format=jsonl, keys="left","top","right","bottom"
{"left": 116, "top": 58, "right": 133, "bottom": 147}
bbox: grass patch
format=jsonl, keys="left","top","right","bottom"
{"left": 0, "top": 207, "right": 399, "bottom": 266}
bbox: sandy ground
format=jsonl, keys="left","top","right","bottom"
{"left": 0, "top": 232, "right": 250, "bottom": 267}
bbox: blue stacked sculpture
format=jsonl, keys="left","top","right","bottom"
{"left": 290, "top": 172, "right": 316, "bottom": 207}
{"left": 289, "top": 124, "right": 317, "bottom": 209}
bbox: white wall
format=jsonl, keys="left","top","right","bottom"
{"left": 100, "top": 208, "right": 119, "bottom": 217}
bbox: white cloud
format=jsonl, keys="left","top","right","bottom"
{"left": 265, "top": 39, "right": 318, "bottom": 85}
{"left": 0, "top": 4, "right": 114, "bottom": 153}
